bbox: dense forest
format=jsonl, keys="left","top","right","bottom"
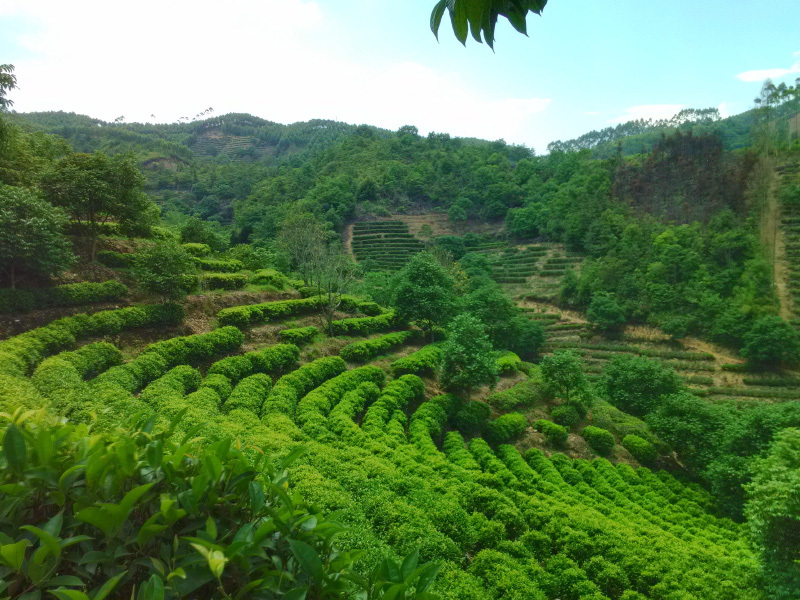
{"left": 2, "top": 56, "right": 800, "bottom": 599}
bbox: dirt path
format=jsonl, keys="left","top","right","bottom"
{"left": 761, "top": 159, "right": 794, "bottom": 320}
{"left": 343, "top": 223, "right": 354, "bottom": 258}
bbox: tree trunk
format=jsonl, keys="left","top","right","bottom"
{"left": 9, "top": 264, "right": 15, "bottom": 290}
{"left": 90, "top": 235, "right": 98, "bottom": 262}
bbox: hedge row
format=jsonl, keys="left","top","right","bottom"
{"left": 0, "top": 281, "right": 129, "bottom": 314}
{"left": 390, "top": 344, "right": 442, "bottom": 377}
{"left": 31, "top": 342, "right": 123, "bottom": 402}
{"left": 409, "top": 393, "right": 460, "bottom": 453}
{"left": 361, "top": 375, "right": 425, "bottom": 438}
{"left": 217, "top": 296, "right": 383, "bottom": 328}
{"left": 0, "top": 303, "right": 184, "bottom": 378}
{"left": 225, "top": 373, "right": 273, "bottom": 414}
{"left": 278, "top": 326, "right": 319, "bottom": 346}
{"left": 96, "top": 250, "right": 136, "bottom": 268}
{"left": 326, "top": 381, "right": 382, "bottom": 444}
{"left": 484, "top": 412, "right": 528, "bottom": 445}
{"left": 622, "top": 434, "right": 657, "bottom": 464}
{"left": 182, "top": 242, "right": 211, "bottom": 256}
{"left": 295, "top": 365, "right": 387, "bottom": 438}
{"left": 261, "top": 356, "right": 347, "bottom": 417}
{"left": 340, "top": 330, "right": 420, "bottom": 363}
{"left": 535, "top": 419, "right": 568, "bottom": 446}
{"left": 251, "top": 269, "right": 290, "bottom": 288}
{"left": 141, "top": 326, "right": 244, "bottom": 368}
{"left": 202, "top": 273, "right": 249, "bottom": 290}
{"left": 193, "top": 257, "right": 244, "bottom": 272}
{"left": 206, "top": 343, "right": 299, "bottom": 385}
{"left": 486, "top": 380, "right": 538, "bottom": 411}
{"left": 329, "top": 311, "right": 399, "bottom": 336}
{"left": 139, "top": 365, "right": 201, "bottom": 409}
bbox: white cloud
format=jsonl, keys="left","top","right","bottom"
{"left": 717, "top": 101, "right": 730, "bottom": 119}
{"left": 736, "top": 51, "right": 800, "bottom": 82}
{"left": 609, "top": 104, "right": 684, "bottom": 124}
{"left": 1, "top": 0, "right": 551, "bottom": 146}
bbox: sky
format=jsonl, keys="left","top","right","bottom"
{"left": 1, "top": 0, "right": 799, "bottom": 152}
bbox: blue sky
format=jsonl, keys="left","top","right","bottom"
{"left": 1, "top": 0, "right": 799, "bottom": 152}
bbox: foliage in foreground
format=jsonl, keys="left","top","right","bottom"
{"left": 0, "top": 409, "right": 439, "bottom": 600}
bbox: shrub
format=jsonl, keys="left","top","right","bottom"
{"left": 0, "top": 281, "right": 129, "bottom": 313}
{"left": 141, "top": 326, "right": 244, "bottom": 367}
{"left": 340, "top": 330, "right": 419, "bottom": 362}
{"left": 96, "top": 250, "right": 136, "bottom": 268}
{"left": 182, "top": 242, "right": 212, "bottom": 256}
{"left": 217, "top": 297, "right": 325, "bottom": 328}
{"left": 279, "top": 326, "right": 319, "bottom": 346}
{"left": 206, "top": 343, "right": 299, "bottom": 384}
{"left": 202, "top": 272, "right": 249, "bottom": 290}
{"left": 551, "top": 404, "right": 581, "bottom": 428}
{"left": 495, "top": 351, "right": 522, "bottom": 375}
{"left": 535, "top": 419, "right": 568, "bottom": 446}
{"left": 622, "top": 434, "right": 658, "bottom": 464}
{"left": 587, "top": 292, "right": 626, "bottom": 335}
{"left": 582, "top": 426, "right": 616, "bottom": 455}
{"left": 598, "top": 355, "right": 683, "bottom": 417}
{"left": 193, "top": 257, "right": 244, "bottom": 272}
{"left": 485, "top": 380, "right": 539, "bottom": 411}
{"left": 262, "top": 356, "right": 348, "bottom": 417}
{"left": 484, "top": 412, "right": 528, "bottom": 445}
{"left": 390, "top": 344, "right": 442, "bottom": 377}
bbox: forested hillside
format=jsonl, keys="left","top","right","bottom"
{"left": 3, "top": 60, "right": 800, "bottom": 599}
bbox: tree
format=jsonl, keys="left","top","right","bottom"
{"left": 0, "top": 64, "right": 15, "bottom": 112}
{"left": 745, "top": 428, "right": 800, "bottom": 598}
{"left": 586, "top": 292, "right": 626, "bottom": 336}
{"left": 392, "top": 252, "right": 457, "bottom": 339}
{"left": 430, "top": 0, "right": 548, "bottom": 49}
{"left": 0, "top": 184, "right": 75, "bottom": 288}
{"left": 41, "top": 152, "right": 157, "bottom": 260}
{"left": 277, "top": 213, "right": 326, "bottom": 285}
{"left": 134, "top": 242, "right": 198, "bottom": 301}
{"left": 181, "top": 216, "right": 229, "bottom": 251}
{"left": 598, "top": 355, "right": 683, "bottom": 417}
{"left": 315, "top": 246, "right": 359, "bottom": 333}
{"left": 539, "top": 350, "right": 586, "bottom": 403}
{"left": 741, "top": 316, "right": 800, "bottom": 369}
{"left": 439, "top": 313, "right": 498, "bottom": 400}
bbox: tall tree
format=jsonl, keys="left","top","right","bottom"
{"left": 40, "top": 152, "right": 157, "bottom": 260}
{"left": 0, "top": 184, "right": 75, "bottom": 288}
{"left": 439, "top": 312, "right": 498, "bottom": 401}
{"left": 315, "top": 246, "right": 359, "bottom": 333}
{"left": 277, "top": 213, "right": 326, "bottom": 285}
{"left": 392, "top": 252, "right": 456, "bottom": 340}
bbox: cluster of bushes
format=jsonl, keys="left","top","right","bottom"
{"left": 251, "top": 268, "right": 290, "bottom": 288}
{"left": 31, "top": 341, "right": 123, "bottom": 404}
{"left": 326, "top": 382, "right": 382, "bottom": 443}
{"left": 279, "top": 326, "right": 319, "bottom": 346}
{"left": 582, "top": 425, "right": 616, "bottom": 455}
{"left": 622, "top": 434, "right": 658, "bottom": 464}
{"left": 454, "top": 400, "right": 491, "bottom": 433}
{"left": 201, "top": 272, "right": 249, "bottom": 290}
{"left": 296, "top": 365, "right": 387, "bottom": 438}
{"left": 193, "top": 257, "right": 244, "bottom": 272}
{"left": 329, "top": 311, "right": 399, "bottom": 336}
{"left": 206, "top": 343, "right": 299, "bottom": 385}
{"left": 340, "top": 330, "right": 419, "bottom": 363}
{"left": 0, "top": 303, "right": 184, "bottom": 378}
{"left": 96, "top": 250, "right": 137, "bottom": 268}
{"left": 361, "top": 375, "right": 425, "bottom": 438}
{"left": 483, "top": 412, "right": 528, "bottom": 445}
{"left": 389, "top": 343, "right": 442, "bottom": 377}
{"left": 409, "top": 394, "right": 460, "bottom": 452}
{"left": 261, "top": 356, "right": 347, "bottom": 417}
{"left": 0, "top": 280, "right": 129, "bottom": 313}
{"left": 535, "top": 419, "right": 569, "bottom": 446}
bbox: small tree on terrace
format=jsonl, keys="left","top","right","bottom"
{"left": 0, "top": 184, "right": 75, "bottom": 288}
{"left": 134, "top": 242, "right": 198, "bottom": 301}
{"left": 41, "top": 152, "right": 157, "bottom": 260}
{"left": 539, "top": 350, "right": 587, "bottom": 403}
{"left": 316, "top": 246, "right": 358, "bottom": 333}
{"left": 741, "top": 315, "right": 800, "bottom": 369}
{"left": 277, "top": 213, "right": 327, "bottom": 286}
{"left": 587, "top": 291, "right": 626, "bottom": 337}
{"left": 440, "top": 313, "right": 498, "bottom": 402}
{"left": 392, "top": 251, "right": 456, "bottom": 340}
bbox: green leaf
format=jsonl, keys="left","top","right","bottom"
{"left": 49, "top": 590, "right": 90, "bottom": 600}
{"left": 45, "top": 576, "right": 84, "bottom": 587}
{"left": 283, "top": 588, "right": 308, "bottom": 600}
{"left": 248, "top": 481, "right": 265, "bottom": 512}
{"left": 451, "top": 0, "right": 469, "bottom": 44}
{"left": 289, "top": 539, "right": 323, "bottom": 585}
{"left": 4, "top": 423, "right": 27, "bottom": 473}
{"left": 381, "top": 584, "right": 407, "bottom": 600}
{"left": 400, "top": 549, "right": 418, "bottom": 580}
{"left": 141, "top": 574, "right": 164, "bottom": 600}
{"left": 0, "top": 539, "right": 31, "bottom": 571}
{"left": 430, "top": 0, "right": 448, "bottom": 39}
{"left": 205, "top": 516, "right": 217, "bottom": 541}
{"left": 279, "top": 445, "right": 307, "bottom": 470}
{"left": 465, "top": 0, "right": 486, "bottom": 42}
{"left": 92, "top": 571, "right": 127, "bottom": 600}
{"left": 20, "top": 525, "right": 61, "bottom": 560}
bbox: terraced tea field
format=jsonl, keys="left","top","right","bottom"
{"left": 0, "top": 284, "right": 761, "bottom": 599}
{"left": 350, "top": 220, "right": 426, "bottom": 270}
